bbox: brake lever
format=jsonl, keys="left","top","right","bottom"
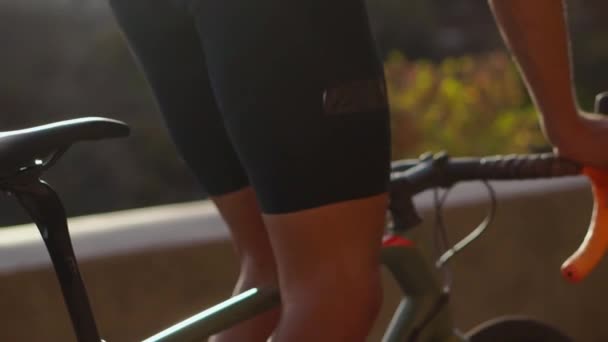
{"left": 561, "top": 166, "right": 608, "bottom": 283}
{"left": 561, "top": 92, "right": 608, "bottom": 283}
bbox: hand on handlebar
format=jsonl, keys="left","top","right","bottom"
{"left": 550, "top": 111, "right": 608, "bottom": 169}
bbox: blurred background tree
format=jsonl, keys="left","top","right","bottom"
{"left": 385, "top": 51, "right": 546, "bottom": 160}
{"left": 0, "top": 0, "right": 605, "bottom": 225}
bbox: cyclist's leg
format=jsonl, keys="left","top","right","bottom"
{"left": 264, "top": 195, "right": 388, "bottom": 341}
{"left": 192, "top": 0, "right": 391, "bottom": 339}
{"left": 108, "top": 1, "right": 279, "bottom": 340}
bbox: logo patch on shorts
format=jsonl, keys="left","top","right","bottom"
{"left": 322, "top": 79, "right": 388, "bottom": 115}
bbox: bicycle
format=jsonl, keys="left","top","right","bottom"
{"left": 5, "top": 93, "right": 608, "bottom": 341}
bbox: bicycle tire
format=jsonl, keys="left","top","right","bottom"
{"left": 465, "top": 316, "right": 573, "bottom": 342}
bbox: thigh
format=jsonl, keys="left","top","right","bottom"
{"left": 189, "top": 5, "right": 390, "bottom": 337}
{"left": 190, "top": 0, "right": 391, "bottom": 214}
{"left": 109, "top": 0, "right": 249, "bottom": 196}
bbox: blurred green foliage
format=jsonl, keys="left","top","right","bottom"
{"left": 367, "top": 0, "right": 608, "bottom": 109}
{"left": 385, "top": 51, "right": 547, "bottom": 160}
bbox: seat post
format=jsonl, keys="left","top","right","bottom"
{"left": 13, "top": 179, "right": 102, "bottom": 342}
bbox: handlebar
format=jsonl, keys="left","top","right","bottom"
{"left": 390, "top": 152, "right": 581, "bottom": 195}
{"left": 389, "top": 92, "right": 608, "bottom": 284}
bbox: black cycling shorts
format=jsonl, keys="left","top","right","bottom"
{"left": 109, "top": 0, "right": 391, "bottom": 214}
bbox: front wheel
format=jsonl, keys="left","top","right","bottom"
{"left": 465, "top": 316, "right": 573, "bottom": 342}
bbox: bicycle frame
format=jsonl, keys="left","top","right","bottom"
{"left": 143, "top": 237, "right": 464, "bottom": 342}
{"left": 101, "top": 151, "right": 585, "bottom": 341}
{"left": 7, "top": 150, "right": 581, "bottom": 342}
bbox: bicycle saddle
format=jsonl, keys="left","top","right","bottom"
{"left": 0, "top": 117, "right": 129, "bottom": 176}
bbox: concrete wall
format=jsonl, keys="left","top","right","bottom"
{"left": 0, "top": 177, "right": 606, "bottom": 342}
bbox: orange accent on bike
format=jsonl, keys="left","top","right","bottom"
{"left": 561, "top": 166, "right": 608, "bottom": 283}
{"left": 382, "top": 235, "right": 414, "bottom": 248}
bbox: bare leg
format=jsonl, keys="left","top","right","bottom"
{"left": 209, "top": 187, "right": 280, "bottom": 342}
{"left": 265, "top": 194, "right": 388, "bottom": 342}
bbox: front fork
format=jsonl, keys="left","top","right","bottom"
{"left": 381, "top": 235, "right": 466, "bottom": 342}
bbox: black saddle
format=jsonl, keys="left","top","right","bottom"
{"left": 0, "top": 117, "right": 129, "bottom": 177}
